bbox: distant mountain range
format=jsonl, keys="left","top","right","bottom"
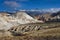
{"left": 18, "top": 8, "right": 60, "bottom": 16}
{"left": 19, "top": 8, "right": 60, "bottom": 12}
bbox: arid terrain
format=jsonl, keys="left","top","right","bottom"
{"left": 0, "top": 11, "right": 60, "bottom": 40}
{"left": 0, "top": 0, "right": 60, "bottom": 40}
{"left": 0, "top": 22, "right": 60, "bottom": 40}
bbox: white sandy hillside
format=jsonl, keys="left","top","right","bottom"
{"left": 15, "top": 11, "right": 40, "bottom": 24}
{"left": 0, "top": 13, "right": 19, "bottom": 30}
{"left": 0, "top": 12, "right": 43, "bottom": 30}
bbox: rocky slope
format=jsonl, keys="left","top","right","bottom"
{"left": 0, "top": 11, "right": 44, "bottom": 31}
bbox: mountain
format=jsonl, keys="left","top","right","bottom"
{"left": 15, "top": 11, "right": 40, "bottom": 24}
{"left": 16, "top": 11, "right": 44, "bottom": 23}
{"left": 51, "top": 11, "right": 60, "bottom": 17}
{"left": 0, "top": 11, "right": 44, "bottom": 30}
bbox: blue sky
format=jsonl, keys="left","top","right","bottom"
{"left": 0, "top": 0, "right": 60, "bottom": 12}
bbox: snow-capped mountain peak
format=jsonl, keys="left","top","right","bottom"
{"left": 19, "top": 8, "right": 60, "bottom": 13}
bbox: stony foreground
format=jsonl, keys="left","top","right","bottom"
{"left": 0, "top": 27, "right": 60, "bottom": 40}
{"left": 0, "top": 22, "right": 59, "bottom": 40}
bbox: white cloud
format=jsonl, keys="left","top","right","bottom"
{"left": 3, "top": 0, "right": 29, "bottom": 10}
{"left": 4, "top": 1, "right": 21, "bottom": 8}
